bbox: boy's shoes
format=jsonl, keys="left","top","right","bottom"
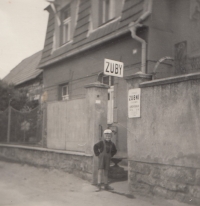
{"left": 95, "top": 184, "right": 102, "bottom": 192}
{"left": 95, "top": 184, "right": 114, "bottom": 191}
{"left": 104, "top": 184, "right": 114, "bottom": 191}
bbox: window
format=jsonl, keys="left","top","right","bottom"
{"left": 60, "top": 4, "right": 71, "bottom": 45}
{"left": 61, "top": 85, "right": 69, "bottom": 100}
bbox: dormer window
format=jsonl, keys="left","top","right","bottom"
{"left": 52, "top": 1, "right": 79, "bottom": 50}
{"left": 60, "top": 4, "right": 71, "bottom": 45}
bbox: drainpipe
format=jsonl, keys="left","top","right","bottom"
{"left": 128, "top": 0, "right": 153, "bottom": 74}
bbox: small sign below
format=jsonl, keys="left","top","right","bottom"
{"left": 104, "top": 59, "right": 124, "bottom": 77}
{"left": 95, "top": 100, "right": 101, "bottom": 104}
{"left": 34, "top": 94, "right": 40, "bottom": 100}
{"left": 128, "top": 88, "right": 141, "bottom": 118}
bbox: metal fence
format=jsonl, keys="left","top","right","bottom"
{"left": 0, "top": 106, "right": 43, "bottom": 147}
{"left": 0, "top": 109, "right": 8, "bottom": 142}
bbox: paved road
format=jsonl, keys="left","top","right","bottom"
{"left": 0, "top": 160, "right": 189, "bottom": 206}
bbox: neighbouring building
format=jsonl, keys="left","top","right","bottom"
{"left": 32, "top": 0, "right": 200, "bottom": 204}
{"left": 3, "top": 51, "right": 43, "bottom": 104}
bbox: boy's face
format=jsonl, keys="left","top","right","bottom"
{"left": 104, "top": 133, "right": 112, "bottom": 141}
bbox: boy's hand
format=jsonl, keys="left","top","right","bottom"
{"left": 95, "top": 151, "right": 100, "bottom": 156}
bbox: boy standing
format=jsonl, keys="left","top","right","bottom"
{"left": 93, "top": 129, "right": 117, "bottom": 191}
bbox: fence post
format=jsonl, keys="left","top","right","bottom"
{"left": 41, "top": 102, "right": 47, "bottom": 148}
{"left": 7, "top": 105, "right": 11, "bottom": 143}
{"left": 41, "top": 91, "right": 48, "bottom": 148}
{"left": 85, "top": 81, "right": 109, "bottom": 184}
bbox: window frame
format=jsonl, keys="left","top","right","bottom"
{"left": 61, "top": 84, "right": 69, "bottom": 101}
{"left": 60, "top": 4, "right": 71, "bottom": 46}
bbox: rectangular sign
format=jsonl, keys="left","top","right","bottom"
{"left": 104, "top": 59, "right": 124, "bottom": 77}
{"left": 128, "top": 88, "right": 141, "bottom": 118}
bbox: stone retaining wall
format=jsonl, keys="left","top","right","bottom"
{"left": 129, "top": 161, "right": 200, "bottom": 205}
{"left": 0, "top": 145, "right": 93, "bottom": 181}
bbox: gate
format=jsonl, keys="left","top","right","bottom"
{"left": 0, "top": 106, "right": 43, "bottom": 146}
{"left": 47, "top": 98, "right": 88, "bottom": 152}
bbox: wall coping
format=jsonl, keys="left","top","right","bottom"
{"left": 84, "top": 81, "right": 110, "bottom": 89}
{"left": 0, "top": 144, "right": 93, "bottom": 157}
{"left": 127, "top": 159, "right": 200, "bottom": 169}
{"left": 124, "top": 72, "right": 152, "bottom": 80}
{"left": 140, "top": 72, "right": 200, "bottom": 88}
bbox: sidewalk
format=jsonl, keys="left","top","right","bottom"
{"left": 111, "top": 181, "right": 189, "bottom": 206}
{"left": 0, "top": 160, "right": 189, "bottom": 206}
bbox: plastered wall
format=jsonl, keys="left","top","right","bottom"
{"left": 128, "top": 76, "right": 200, "bottom": 168}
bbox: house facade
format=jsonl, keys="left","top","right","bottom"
{"left": 38, "top": 0, "right": 200, "bottom": 204}
{"left": 40, "top": 0, "right": 150, "bottom": 158}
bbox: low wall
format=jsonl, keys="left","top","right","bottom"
{"left": 129, "top": 161, "right": 200, "bottom": 205}
{"left": 0, "top": 144, "right": 93, "bottom": 181}
{"left": 127, "top": 73, "right": 200, "bottom": 205}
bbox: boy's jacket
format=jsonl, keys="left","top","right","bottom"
{"left": 93, "top": 140, "right": 117, "bottom": 157}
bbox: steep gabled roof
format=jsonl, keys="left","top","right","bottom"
{"left": 39, "top": 0, "right": 146, "bottom": 68}
{"left": 3, "top": 51, "right": 42, "bottom": 86}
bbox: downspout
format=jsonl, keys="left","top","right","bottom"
{"left": 128, "top": 0, "right": 153, "bottom": 74}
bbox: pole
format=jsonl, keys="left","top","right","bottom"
{"left": 42, "top": 102, "right": 46, "bottom": 147}
{"left": 7, "top": 103, "right": 11, "bottom": 143}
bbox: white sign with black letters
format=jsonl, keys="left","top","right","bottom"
{"left": 128, "top": 88, "right": 141, "bottom": 118}
{"left": 104, "top": 59, "right": 124, "bottom": 77}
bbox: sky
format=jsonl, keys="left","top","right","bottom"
{"left": 0, "top": 0, "right": 49, "bottom": 79}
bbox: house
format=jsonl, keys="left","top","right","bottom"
{"left": 38, "top": 0, "right": 200, "bottom": 204}
{"left": 3, "top": 51, "right": 43, "bottom": 103}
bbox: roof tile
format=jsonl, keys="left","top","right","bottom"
{"left": 3, "top": 51, "right": 42, "bottom": 86}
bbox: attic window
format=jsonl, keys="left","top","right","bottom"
{"left": 60, "top": 4, "right": 71, "bottom": 45}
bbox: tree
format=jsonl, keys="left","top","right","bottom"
{"left": 0, "top": 80, "right": 15, "bottom": 111}
{"left": 0, "top": 80, "right": 38, "bottom": 111}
